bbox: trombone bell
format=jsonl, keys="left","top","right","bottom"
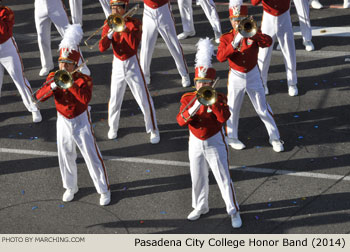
{"left": 197, "top": 86, "right": 217, "bottom": 106}
{"left": 84, "top": 4, "right": 140, "bottom": 49}
{"left": 108, "top": 14, "right": 125, "bottom": 33}
{"left": 54, "top": 70, "right": 73, "bottom": 89}
{"left": 238, "top": 17, "right": 257, "bottom": 38}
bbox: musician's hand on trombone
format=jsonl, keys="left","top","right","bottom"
{"left": 50, "top": 82, "right": 58, "bottom": 91}
{"left": 107, "top": 28, "right": 115, "bottom": 39}
{"left": 232, "top": 33, "right": 243, "bottom": 49}
{"left": 84, "top": 4, "right": 139, "bottom": 49}
{"left": 188, "top": 100, "right": 202, "bottom": 117}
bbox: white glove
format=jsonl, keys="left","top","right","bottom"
{"left": 232, "top": 33, "right": 243, "bottom": 49}
{"left": 107, "top": 28, "right": 114, "bottom": 39}
{"left": 188, "top": 100, "right": 201, "bottom": 117}
{"left": 50, "top": 82, "right": 57, "bottom": 90}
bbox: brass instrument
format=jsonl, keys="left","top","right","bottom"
{"left": 53, "top": 70, "right": 74, "bottom": 89}
{"left": 180, "top": 77, "right": 220, "bottom": 121}
{"left": 237, "top": 16, "right": 257, "bottom": 38}
{"left": 84, "top": 4, "right": 139, "bottom": 49}
{"left": 33, "top": 61, "right": 87, "bottom": 104}
{"left": 196, "top": 85, "right": 217, "bottom": 106}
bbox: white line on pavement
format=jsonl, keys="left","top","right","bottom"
{"left": 1, "top": 147, "right": 349, "bottom": 182}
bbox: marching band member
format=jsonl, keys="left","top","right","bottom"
{"left": 34, "top": 0, "right": 90, "bottom": 77}
{"left": 251, "top": 0, "right": 299, "bottom": 96}
{"left": 277, "top": 0, "right": 314, "bottom": 51}
{"left": 140, "top": 0, "right": 191, "bottom": 87}
{"left": 0, "top": 2, "right": 42, "bottom": 123}
{"left": 69, "top": 0, "right": 83, "bottom": 26}
{"left": 177, "top": 38, "right": 242, "bottom": 229}
{"left": 99, "top": 0, "right": 160, "bottom": 144}
{"left": 177, "top": 0, "right": 222, "bottom": 44}
{"left": 35, "top": 24, "right": 111, "bottom": 206}
{"left": 217, "top": 2, "right": 284, "bottom": 152}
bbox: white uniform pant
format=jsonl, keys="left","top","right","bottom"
{"left": 34, "top": 0, "right": 89, "bottom": 75}
{"left": 140, "top": 3, "right": 188, "bottom": 80}
{"left": 293, "top": 0, "right": 312, "bottom": 42}
{"left": 189, "top": 130, "right": 239, "bottom": 215}
{"left": 57, "top": 111, "right": 109, "bottom": 194}
{"left": 258, "top": 10, "right": 297, "bottom": 87}
{"left": 99, "top": 0, "right": 111, "bottom": 18}
{"left": 226, "top": 66, "right": 280, "bottom": 141}
{"left": 69, "top": 0, "right": 83, "bottom": 26}
{"left": 34, "top": 0, "right": 69, "bottom": 70}
{"left": 178, "top": 0, "right": 221, "bottom": 34}
{"left": 109, "top": 55, "right": 158, "bottom": 133}
{"left": 0, "top": 38, "right": 38, "bottom": 112}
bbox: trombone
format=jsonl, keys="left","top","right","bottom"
{"left": 33, "top": 61, "right": 87, "bottom": 104}
{"left": 84, "top": 4, "right": 139, "bottom": 49}
{"left": 237, "top": 16, "right": 257, "bottom": 38}
{"left": 180, "top": 77, "right": 220, "bottom": 121}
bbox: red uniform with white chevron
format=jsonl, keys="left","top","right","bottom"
{"left": 177, "top": 91, "right": 240, "bottom": 217}
{"left": 177, "top": 92, "right": 230, "bottom": 140}
{"left": 0, "top": 5, "right": 41, "bottom": 122}
{"left": 99, "top": 12, "right": 159, "bottom": 142}
{"left": 35, "top": 71, "right": 110, "bottom": 197}
{"left": 217, "top": 29, "right": 272, "bottom": 73}
{"left": 176, "top": 38, "right": 241, "bottom": 225}
{"left": 217, "top": 3, "right": 283, "bottom": 152}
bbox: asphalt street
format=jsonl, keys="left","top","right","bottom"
{"left": 0, "top": 0, "right": 349, "bottom": 234}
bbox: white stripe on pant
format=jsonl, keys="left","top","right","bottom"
{"left": 108, "top": 55, "right": 158, "bottom": 134}
{"left": 0, "top": 38, "right": 38, "bottom": 112}
{"left": 189, "top": 130, "right": 239, "bottom": 215}
{"left": 226, "top": 66, "right": 280, "bottom": 141}
{"left": 140, "top": 3, "right": 188, "bottom": 80}
{"left": 258, "top": 10, "right": 297, "bottom": 87}
{"left": 57, "top": 111, "right": 109, "bottom": 194}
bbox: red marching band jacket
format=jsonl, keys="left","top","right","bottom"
{"left": 216, "top": 29, "right": 272, "bottom": 73}
{"left": 143, "top": 0, "right": 169, "bottom": 9}
{"left": 35, "top": 72, "right": 93, "bottom": 119}
{"left": 99, "top": 17, "right": 142, "bottom": 61}
{"left": 0, "top": 5, "right": 14, "bottom": 44}
{"left": 251, "top": 0, "right": 291, "bottom": 16}
{"left": 177, "top": 92, "right": 231, "bottom": 140}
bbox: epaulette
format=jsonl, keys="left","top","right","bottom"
{"left": 181, "top": 91, "right": 196, "bottom": 100}
{"left": 76, "top": 72, "right": 92, "bottom": 87}
{"left": 2, "top": 6, "right": 14, "bottom": 21}
{"left": 217, "top": 92, "right": 228, "bottom": 103}
{"left": 47, "top": 71, "right": 55, "bottom": 79}
{"left": 222, "top": 29, "right": 233, "bottom": 36}
{"left": 126, "top": 17, "right": 141, "bottom": 29}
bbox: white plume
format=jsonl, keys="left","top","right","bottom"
{"left": 195, "top": 37, "right": 214, "bottom": 69}
{"left": 229, "top": 0, "right": 243, "bottom": 7}
{"left": 59, "top": 24, "right": 83, "bottom": 52}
